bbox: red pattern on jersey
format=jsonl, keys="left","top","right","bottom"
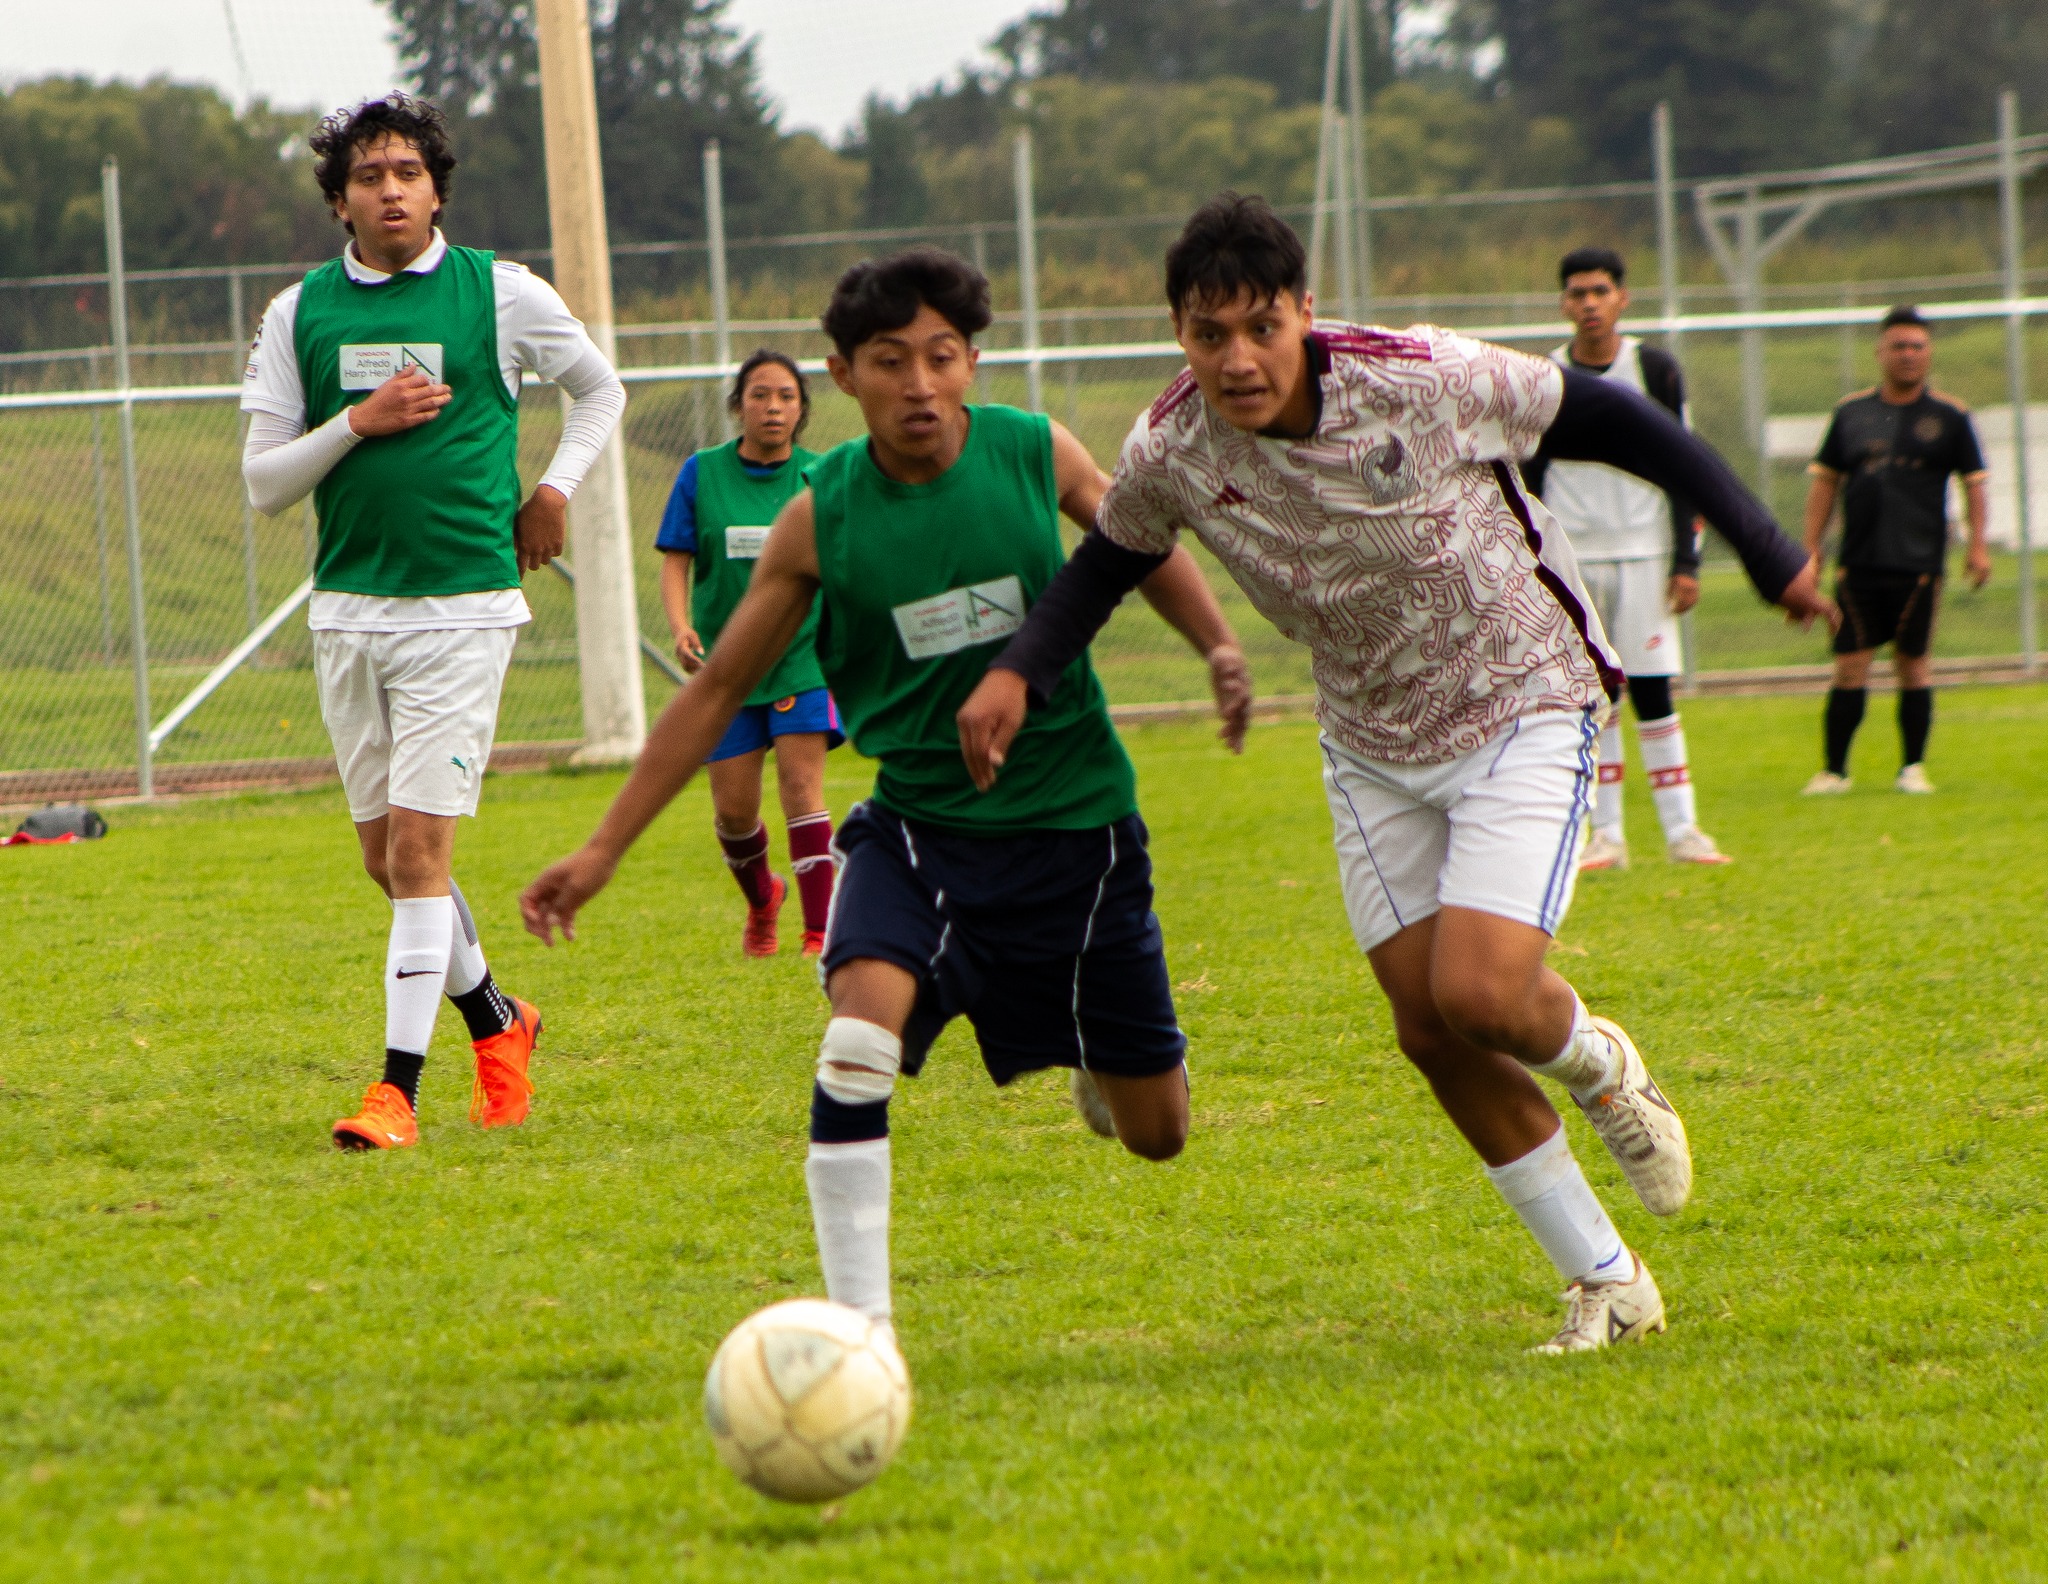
{"left": 1147, "top": 369, "right": 1199, "bottom": 425}
{"left": 1320, "top": 329, "right": 1433, "bottom": 363}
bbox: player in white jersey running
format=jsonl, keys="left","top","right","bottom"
{"left": 239, "top": 95, "right": 625, "bottom": 1150}
{"left": 960, "top": 195, "right": 1833, "bottom": 1353}
{"left": 1530, "top": 246, "right": 1727, "bottom": 870}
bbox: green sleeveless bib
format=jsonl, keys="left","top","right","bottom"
{"left": 808, "top": 404, "right": 1135, "bottom": 834}
{"left": 689, "top": 440, "right": 825, "bottom": 704}
{"left": 294, "top": 244, "right": 521, "bottom": 596}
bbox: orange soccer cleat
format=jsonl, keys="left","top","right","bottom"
{"left": 333, "top": 1082, "right": 419, "bottom": 1151}
{"left": 744, "top": 873, "right": 787, "bottom": 958}
{"left": 801, "top": 928, "right": 826, "bottom": 957}
{"left": 471, "top": 996, "right": 541, "bottom": 1129}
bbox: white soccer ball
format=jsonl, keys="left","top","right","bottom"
{"left": 703, "top": 1298, "right": 912, "bottom": 1503}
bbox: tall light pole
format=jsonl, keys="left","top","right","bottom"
{"left": 535, "top": 0, "right": 646, "bottom": 763}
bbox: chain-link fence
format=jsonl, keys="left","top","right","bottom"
{"left": 5, "top": 122, "right": 2047, "bottom": 806}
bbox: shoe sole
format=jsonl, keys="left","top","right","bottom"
{"left": 1584, "top": 1017, "right": 1692, "bottom": 1217}
{"left": 332, "top": 1124, "right": 409, "bottom": 1151}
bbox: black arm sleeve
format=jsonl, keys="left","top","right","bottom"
{"left": 990, "top": 530, "right": 1169, "bottom": 707}
{"left": 1535, "top": 368, "right": 1806, "bottom": 602}
{"left": 1636, "top": 346, "right": 1702, "bottom": 578}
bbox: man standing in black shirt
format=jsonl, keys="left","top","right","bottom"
{"left": 1802, "top": 306, "right": 1990, "bottom": 795}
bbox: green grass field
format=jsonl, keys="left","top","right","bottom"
{"left": 4, "top": 690, "right": 2045, "bottom": 1580}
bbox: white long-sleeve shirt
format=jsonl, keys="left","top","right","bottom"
{"left": 240, "top": 230, "right": 627, "bottom": 633}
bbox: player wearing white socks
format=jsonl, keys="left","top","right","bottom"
{"left": 239, "top": 96, "right": 624, "bottom": 1148}
{"left": 965, "top": 197, "right": 1833, "bottom": 1352}
{"left": 1532, "top": 247, "right": 1727, "bottom": 870}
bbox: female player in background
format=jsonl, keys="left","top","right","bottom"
{"left": 656, "top": 350, "right": 842, "bottom": 957}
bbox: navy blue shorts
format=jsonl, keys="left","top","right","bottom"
{"left": 707, "top": 687, "right": 845, "bottom": 763}
{"left": 820, "top": 803, "right": 1187, "bottom": 1086}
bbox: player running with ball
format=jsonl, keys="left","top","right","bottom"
{"left": 961, "top": 196, "right": 1833, "bottom": 1353}
{"left": 521, "top": 249, "right": 1250, "bottom": 1334}
{"left": 240, "top": 96, "right": 624, "bottom": 1149}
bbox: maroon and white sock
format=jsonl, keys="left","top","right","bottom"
{"left": 787, "top": 810, "right": 836, "bottom": 935}
{"left": 1638, "top": 714, "right": 1699, "bottom": 844}
{"left": 718, "top": 822, "right": 775, "bottom": 909}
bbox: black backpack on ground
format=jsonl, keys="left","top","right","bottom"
{"left": 16, "top": 805, "right": 108, "bottom": 840}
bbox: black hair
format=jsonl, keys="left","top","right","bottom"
{"left": 1164, "top": 193, "right": 1306, "bottom": 315}
{"left": 727, "top": 347, "right": 811, "bottom": 440}
{"left": 1560, "top": 246, "right": 1627, "bottom": 287}
{"left": 1880, "top": 304, "right": 1929, "bottom": 333}
{"left": 311, "top": 94, "right": 457, "bottom": 229}
{"left": 821, "top": 248, "right": 993, "bottom": 359}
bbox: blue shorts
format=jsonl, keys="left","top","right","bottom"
{"left": 820, "top": 803, "right": 1187, "bottom": 1086}
{"left": 707, "top": 687, "right": 845, "bottom": 763}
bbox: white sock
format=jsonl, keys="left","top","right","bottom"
{"left": 386, "top": 895, "right": 453, "bottom": 1055}
{"left": 444, "top": 877, "right": 487, "bottom": 997}
{"left": 1594, "top": 721, "right": 1625, "bottom": 840}
{"left": 1638, "top": 713, "right": 1698, "bottom": 844}
{"left": 1484, "top": 1126, "right": 1631, "bottom": 1285}
{"left": 806, "top": 1137, "right": 892, "bottom": 1322}
{"left": 1526, "top": 994, "right": 1620, "bottom": 1100}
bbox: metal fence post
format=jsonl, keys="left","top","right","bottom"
{"left": 1014, "top": 128, "right": 1043, "bottom": 413}
{"left": 970, "top": 225, "right": 991, "bottom": 403}
{"left": 1737, "top": 186, "right": 1770, "bottom": 501}
{"left": 88, "top": 347, "right": 115, "bottom": 664}
{"left": 1331, "top": 113, "right": 1357, "bottom": 319}
{"left": 1653, "top": 102, "right": 1697, "bottom": 689}
{"left": 104, "top": 157, "right": 152, "bottom": 798}
{"left": 1309, "top": 0, "right": 1343, "bottom": 301}
{"left": 704, "top": 138, "right": 734, "bottom": 440}
{"left": 1999, "top": 88, "right": 2037, "bottom": 674}
{"left": 1340, "top": 0, "right": 1372, "bottom": 319}
{"left": 229, "top": 266, "right": 259, "bottom": 631}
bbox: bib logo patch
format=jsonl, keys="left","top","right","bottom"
{"left": 892, "top": 576, "right": 1025, "bottom": 661}
{"left": 724, "top": 525, "right": 772, "bottom": 560}
{"left": 339, "top": 343, "right": 444, "bottom": 390}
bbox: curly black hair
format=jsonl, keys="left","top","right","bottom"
{"left": 821, "top": 247, "right": 993, "bottom": 360}
{"left": 310, "top": 94, "right": 457, "bottom": 227}
{"left": 727, "top": 348, "right": 812, "bottom": 441}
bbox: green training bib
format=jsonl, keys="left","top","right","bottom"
{"left": 294, "top": 245, "right": 521, "bottom": 597}
{"left": 688, "top": 440, "right": 825, "bottom": 705}
{"left": 807, "top": 404, "right": 1136, "bottom": 834}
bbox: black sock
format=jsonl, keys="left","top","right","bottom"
{"left": 1898, "top": 687, "right": 1932, "bottom": 767}
{"left": 382, "top": 1049, "right": 425, "bottom": 1109}
{"left": 448, "top": 971, "right": 516, "bottom": 1042}
{"left": 1824, "top": 687, "right": 1866, "bottom": 776}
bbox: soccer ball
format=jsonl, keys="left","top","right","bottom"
{"left": 703, "top": 1298, "right": 912, "bottom": 1503}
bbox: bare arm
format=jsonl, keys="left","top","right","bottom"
{"left": 520, "top": 493, "right": 822, "bottom": 942}
{"left": 1802, "top": 468, "right": 1840, "bottom": 563}
{"left": 658, "top": 551, "right": 706, "bottom": 671}
{"left": 1964, "top": 474, "right": 1992, "bottom": 588}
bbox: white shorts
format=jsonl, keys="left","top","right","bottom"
{"left": 1580, "top": 559, "right": 1681, "bottom": 678}
{"left": 1322, "top": 709, "right": 1598, "bottom": 954}
{"left": 313, "top": 627, "right": 517, "bottom": 822}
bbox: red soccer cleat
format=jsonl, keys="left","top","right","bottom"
{"left": 471, "top": 996, "right": 540, "bottom": 1128}
{"left": 333, "top": 1082, "right": 418, "bottom": 1151}
{"left": 744, "top": 873, "right": 787, "bottom": 958}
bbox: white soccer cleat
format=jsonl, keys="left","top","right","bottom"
{"left": 1070, "top": 1068, "right": 1117, "bottom": 1139}
{"left": 1666, "top": 828, "right": 1732, "bottom": 865}
{"left": 1896, "top": 763, "right": 1936, "bottom": 795}
{"left": 1578, "top": 830, "right": 1629, "bottom": 872}
{"left": 1574, "top": 1016, "right": 1692, "bottom": 1217}
{"left": 1801, "top": 771, "right": 1852, "bottom": 796}
{"left": 1529, "top": 1255, "right": 1667, "bottom": 1355}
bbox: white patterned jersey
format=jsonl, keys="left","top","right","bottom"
{"left": 1098, "top": 322, "right": 1621, "bottom": 766}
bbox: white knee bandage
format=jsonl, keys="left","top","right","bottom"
{"left": 816, "top": 1017, "right": 902, "bottom": 1106}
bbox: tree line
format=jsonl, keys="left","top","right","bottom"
{"left": 0, "top": 0, "right": 2039, "bottom": 281}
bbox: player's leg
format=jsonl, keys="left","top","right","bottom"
{"left": 1432, "top": 710, "right": 1692, "bottom": 1217}
{"left": 707, "top": 738, "right": 787, "bottom": 955}
{"left": 1579, "top": 562, "right": 1628, "bottom": 870}
{"left": 769, "top": 724, "right": 835, "bottom": 955}
{"left": 803, "top": 806, "right": 953, "bottom": 1330}
{"left": 1893, "top": 577, "right": 1938, "bottom": 792}
{"left": 1811, "top": 572, "right": 1875, "bottom": 792}
{"left": 1627, "top": 672, "right": 1727, "bottom": 864}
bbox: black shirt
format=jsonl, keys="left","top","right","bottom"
{"left": 1814, "top": 390, "right": 1986, "bottom": 575}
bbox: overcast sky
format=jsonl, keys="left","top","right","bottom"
{"left": 0, "top": 0, "right": 1036, "bottom": 139}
